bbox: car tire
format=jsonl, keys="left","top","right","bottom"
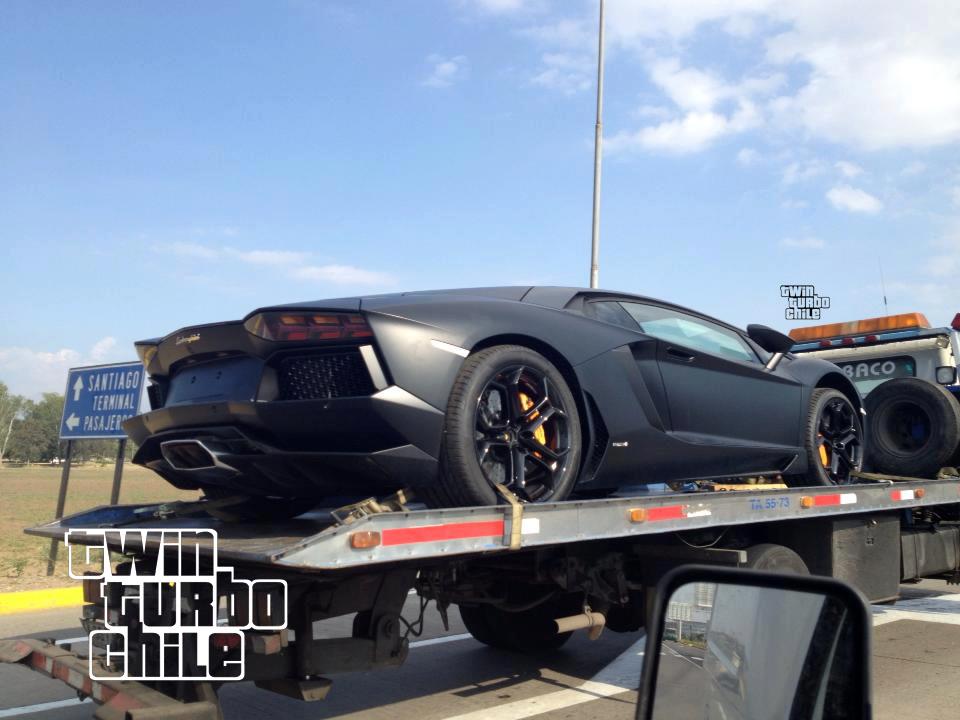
{"left": 431, "top": 345, "right": 582, "bottom": 507}
{"left": 864, "top": 378, "right": 960, "bottom": 478}
{"left": 744, "top": 543, "right": 809, "bottom": 574}
{"left": 790, "top": 388, "right": 864, "bottom": 486}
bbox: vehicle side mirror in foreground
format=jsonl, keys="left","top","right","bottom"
{"left": 637, "top": 565, "right": 872, "bottom": 720}
{"left": 747, "top": 324, "right": 795, "bottom": 354}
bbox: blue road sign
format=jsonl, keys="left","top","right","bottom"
{"left": 60, "top": 361, "right": 146, "bottom": 440}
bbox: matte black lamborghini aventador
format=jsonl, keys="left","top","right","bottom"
{"left": 125, "top": 287, "right": 865, "bottom": 515}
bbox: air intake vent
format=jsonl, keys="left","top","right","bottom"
{"left": 147, "top": 382, "right": 166, "bottom": 410}
{"left": 277, "top": 350, "right": 375, "bottom": 401}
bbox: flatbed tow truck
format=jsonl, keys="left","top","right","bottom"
{"left": 3, "top": 470, "right": 960, "bottom": 719}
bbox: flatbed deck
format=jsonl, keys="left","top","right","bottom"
{"left": 28, "top": 475, "right": 960, "bottom": 571}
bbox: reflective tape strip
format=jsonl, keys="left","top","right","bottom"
{"left": 521, "top": 517, "right": 540, "bottom": 535}
{"left": 812, "top": 493, "right": 858, "bottom": 507}
{"left": 891, "top": 489, "right": 915, "bottom": 501}
{"left": 646, "top": 505, "right": 686, "bottom": 522}
{"left": 381, "top": 520, "right": 505, "bottom": 546}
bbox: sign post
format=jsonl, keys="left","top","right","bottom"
{"left": 47, "top": 361, "right": 146, "bottom": 575}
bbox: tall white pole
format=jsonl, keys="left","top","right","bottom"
{"left": 589, "top": 0, "right": 606, "bottom": 289}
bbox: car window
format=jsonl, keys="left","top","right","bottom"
{"left": 619, "top": 302, "right": 759, "bottom": 364}
{"left": 588, "top": 301, "right": 642, "bottom": 331}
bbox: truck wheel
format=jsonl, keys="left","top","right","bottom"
{"left": 792, "top": 388, "right": 864, "bottom": 486}
{"left": 745, "top": 543, "right": 809, "bottom": 574}
{"left": 865, "top": 378, "right": 960, "bottom": 477}
{"left": 457, "top": 604, "right": 514, "bottom": 649}
{"left": 433, "top": 345, "right": 582, "bottom": 507}
{"left": 459, "top": 594, "right": 579, "bottom": 652}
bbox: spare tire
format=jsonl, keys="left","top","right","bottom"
{"left": 864, "top": 378, "right": 960, "bottom": 477}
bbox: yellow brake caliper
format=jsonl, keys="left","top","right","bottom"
{"left": 519, "top": 393, "right": 547, "bottom": 447}
{"left": 818, "top": 434, "right": 830, "bottom": 466}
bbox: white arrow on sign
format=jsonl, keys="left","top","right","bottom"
{"left": 72, "top": 377, "right": 84, "bottom": 402}
{"left": 65, "top": 413, "right": 80, "bottom": 431}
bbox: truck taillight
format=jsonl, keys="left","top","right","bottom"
{"left": 952, "top": 313, "right": 960, "bottom": 331}
{"left": 244, "top": 312, "right": 373, "bottom": 342}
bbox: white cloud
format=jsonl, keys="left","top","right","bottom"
{"left": 232, "top": 249, "right": 308, "bottom": 266}
{"left": 607, "top": 102, "right": 760, "bottom": 155}
{"left": 826, "top": 185, "right": 883, "bottom": 214}
{"left": 950, "top": 187, "right": 960, "bottom": 207}
{"left": 781, "top": 198, "right": 809, "bottom": 209}
{"left": 648, "top": 58, "right": 784, "bottom": 113}
{"left": 291, "top": 264, "right": 395, "bottom": 286}
{"left": 835, "top": 161, "right": 863, "bottom": 178}
{"left": 736, "top": 147, "right": 760, "bottom": 166}
{"left": 89, "top": 337, "right": 117, "bottom": 361}
{"left": 605, "top": 57, "right": 781, "bottom": 154}
{"left": 422, "top": 54, "right": 468, "bottom": 88}
{"left": 152, "top": 243, "right": 395, "bottom": 288}
{"left": 781, "top": 236, "right": 825, "bottom": 249}
{"left": 0, "top": 337, "right": 123, "bottom": 399}
{"left": 782, "top": 160, "right": 824, "bottom": 185}
{"left": 524, "top": 1, "right": 960, "bottom": 152}
{"left": 530, "top": 52, "right": 593, "bottom": 94}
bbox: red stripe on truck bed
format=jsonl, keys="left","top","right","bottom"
{"left": 381, "top": 520, "right": 505, "bottom": 546}
{"left": 646, "top": 505, "right": 686, "bottom": 522}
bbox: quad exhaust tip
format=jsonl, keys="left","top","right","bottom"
{"left": 160, "top": 439, "right": 237, "bottom": 473}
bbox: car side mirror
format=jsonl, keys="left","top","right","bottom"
{"left": 636, "top": 565, "right": 872, "bottom": 720}
{"left": 747, "top": 324, "right": 795, "bottom": 354}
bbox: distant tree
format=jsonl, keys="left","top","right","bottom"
{"left": 8, "top": 393, "right": 65, "bottom": 463}
{"left": 0, "top": 381, "right": 24, "bottom": 464}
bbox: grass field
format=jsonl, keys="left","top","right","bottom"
{"left": 0, "top": 464, "right": 198, "bottom": 592}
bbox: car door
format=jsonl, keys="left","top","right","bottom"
{"left": 617, "top": 302, "right": 802, "bottom": 451}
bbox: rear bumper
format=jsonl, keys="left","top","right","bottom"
{"left": 125, "top": 386, "right": 445, "bottom": 497}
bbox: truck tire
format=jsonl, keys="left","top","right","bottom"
{"left": 791, "top": 388, "right": 864, "bottom": 486}
{"left": 864, "top": 378, "right": 960, "bottom": 477}
{"left": 458, "top": 594, "right": 580, "bottom": 652}
{"left": 744, "top": 543, "right": 809, "bottom": 574}
{"left": 457, "top": 604, "right": 514, "bottom": 650}
{"left": 432, "top": 345, "right": 582, "bottom": 507}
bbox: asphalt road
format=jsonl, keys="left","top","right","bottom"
{"left": 1, "top": 580, "right": 958, "bottom": 720}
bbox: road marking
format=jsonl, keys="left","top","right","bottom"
{"left": 55, "top": 636, "right": 88, "bottom": 646}
{"left": 0, "top": 698, "right": 91, "bottom": 718}
{"left": 873, "top": 593, "right": 960, "bottom": 627}
{"left": 444, "top": 636, "right": 645, "bottom": 720}
{"left": 410, "top": 633, "right": 472, "bottom": 648}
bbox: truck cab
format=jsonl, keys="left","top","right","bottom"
{"left": 790, "top": 312, "right": 960, "bottom": 476}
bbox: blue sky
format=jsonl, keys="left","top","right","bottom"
{"left": 3, "top": 0, "right": 960, "bottom": 397}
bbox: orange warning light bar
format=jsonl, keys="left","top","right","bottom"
{"left": 788, "top": 312, "right": 931, "bottom": 342}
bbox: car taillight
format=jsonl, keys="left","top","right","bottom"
{"left": 952, "top": 313, "right": 960, "bottom": 331}
{"left": 244, "top": 312, "right": 373, "bottom": 342}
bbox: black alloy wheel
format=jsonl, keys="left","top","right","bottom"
{"left": 432, "top": 345, "right": 583, "bottom": 508}
{"left": 474, "top": 364, "right": 574, "bottom": 503}
{"left": 810, "top": 389, "right": 863, "bottom": 485}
